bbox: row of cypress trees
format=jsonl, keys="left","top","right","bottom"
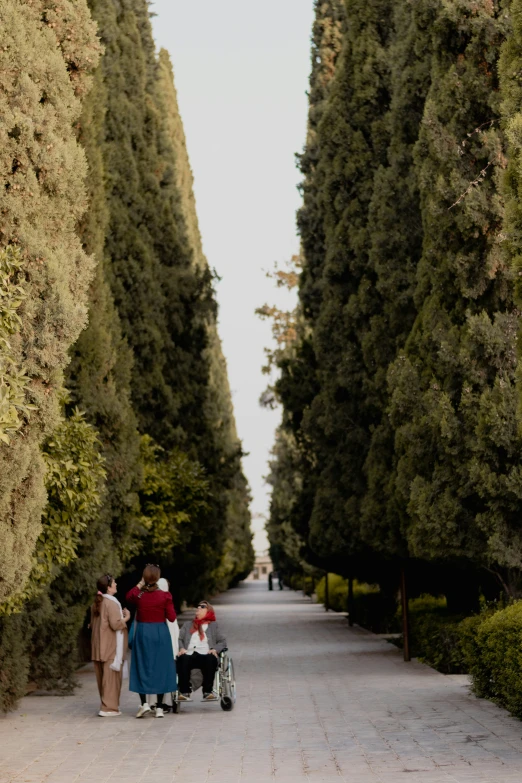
{"left": 0, "top": 0, "right": 253, "bottom": 710}
{"left": 267, "top": 0, "right": 522, "bottom": 608}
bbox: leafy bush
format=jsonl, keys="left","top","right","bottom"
{"left": 468, "top": 601, "right": 522, "bottom": 717}
{"left": 0, "top": 247, "right": 36, "bottom": 444}
{"left": 0, "top": 615, "right": 29, "bottom": 712}
{"left": 138, "top": 435, "right": 210, "bottom": 553}
{"left": 1, "top": 410, "right": 106, "bottom": 616}
{"left": 392, "top": 597, "right": 496, "bottom": 676}
{"left": 409, "top": 594, "right": 446, "bottom": 613}
{"left": 314, "top": 574, "right": 400, "bottom": 632}
{"left": 354, "top": 591, "right": 401, "bottom": 634}
{"left": 0, "top": 409, "right": 106, "bottom": 709}
{"left": 316, "top": 574, "right": 349, "bottom": 612}
{"left": 0, "top": 0, "right": 100, "bottom": 605}
{"left": 408, "top": 610, "right": 467, "bottom": 674}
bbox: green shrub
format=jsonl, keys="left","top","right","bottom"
{"left": 303, "top": 576, "right": 316, "bottom": 596}
{"left": 316, "top": 574, "right": 348, "bottom": 612}
{"left": 394, "top": 598, "right": 497, "bottom": 676}
{"left": 353, "top": 591, "right": 401, "bottom": 633}
{"left": 409, "top": 594, "right": 446, "bottom": 613}
{"left": 0, "top": 0, "right": 100, "bottom": 605}
{"left": 314, "top": 575, "right": 400, "bottom": 632}
{"left": 289, "top": 573, "right": 305, "bottom": 591}
{"left": 0, "top": 615, "right": 30, "bottom": 712}
{"left": 408, "top": 610, "right": 467, "bottom": 674}
{"left": 468, "top": 601, "right": 522, "bottom": 717}
{"left": 458, "top": 612, "right": 487, "bottom": 674}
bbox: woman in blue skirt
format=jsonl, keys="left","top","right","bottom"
{"left": 126, "top": 564, "right": 177, "bottom": 718}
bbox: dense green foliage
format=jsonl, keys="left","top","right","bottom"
{"left": 1, "top": 409, "right": 106, "bottom": 616}
{"left": 155, "top": 48, "right": 253, "bottom": 592}
{"left": 0, "top": 408, "right": 107, "bottom": 707}
{"left": 67, "top": 48, "right": 143, "bottom": 567}
{"left": 388, "top": 3, "right": 517, "bottom": 585}
{"left": 0, "top": 0, "right": 101, "bottom": 604}
{"left": 0, "top": 247, "right": 36, "bottom": 444}
{"left": 470, "top": 602, "right": 522, "bottom": 716}
{"left": 0, "top": 0, "right": 251, "bottom": 710}
{"left": 267, "top": 0, "right": 522, "bottom": 614}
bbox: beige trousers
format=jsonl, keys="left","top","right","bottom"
{"left": 94, "top": 660, "right": 122, "bottom": 713}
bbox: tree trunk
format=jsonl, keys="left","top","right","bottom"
{"left": 324, "top": 572, "right": 329, "bottom": 612}
{"left": 401, "top": 567, "right": 410, "bottom": 662}
{"left": 348, "top": 576, "right": 354, "bottom": 626}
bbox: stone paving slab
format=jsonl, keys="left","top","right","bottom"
{"left": 2, "top": 582, "right": 522, "bottom": 782}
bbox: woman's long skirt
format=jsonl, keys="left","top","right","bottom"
{"left": 129, "top": 622, "right": 176, "bottom": 694}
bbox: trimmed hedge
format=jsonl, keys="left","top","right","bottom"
{"left": 0, "top": 615, "right": 30, "bottom": 712}
{"left": 469, "top": 602, "right": 522, "bottom": 718}
{"left": 315, "top": 575, "right": 401, "bottom": 633}
{"left": 316, "top": 574, "right": 349, "bottom": 612}
{"left": 407, "top": 604, "right": 467, "bottom": 674}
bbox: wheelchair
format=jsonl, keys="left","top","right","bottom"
{"left": 171, "top": 647, "right": 236, "bottom": 713}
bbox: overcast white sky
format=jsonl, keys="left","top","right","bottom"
{"left": 151, "top": 0, "right": 314, "bottom": 554}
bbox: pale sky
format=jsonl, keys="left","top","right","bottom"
{"left": 151, "top": 0, "right": 314, "bottom": 554}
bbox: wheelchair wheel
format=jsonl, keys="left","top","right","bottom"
{"left": 220, "top": 696, "right": 233, "bottom": 711}
{"left": 229, "top": 660, "right": 236, "bottom": 703}
{"left": 219, "top": 656, "right": 236, "bottom": 711}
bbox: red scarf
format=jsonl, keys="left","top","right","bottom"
{"left": 190, "top": 609, "right": 216, "bottom": 640}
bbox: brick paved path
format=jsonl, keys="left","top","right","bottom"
{"left": 3, "top": 582, "right": 522, "bottom": 783}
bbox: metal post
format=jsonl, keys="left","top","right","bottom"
{"left": 348, "top": 576, "right": 354, "bottom": 627}
{"left": 324, "top": 571, "right": 329, "bottom": 612}
{"left": 401, "top": 566, "right": 411, "bottom": 662}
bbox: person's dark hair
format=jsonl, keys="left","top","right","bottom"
{"left": 141, "top": 564, "right": 160, "bottom": 593}
{"left": 94, "top": 574, "right": 113, "bottom": 616}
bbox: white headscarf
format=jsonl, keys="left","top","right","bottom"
{"left": 157, "top": 578, "right": 179, "bottom": 659}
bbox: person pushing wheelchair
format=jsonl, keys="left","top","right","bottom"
{"left": 177, "top": 600, "right": 227, "bottom": 701}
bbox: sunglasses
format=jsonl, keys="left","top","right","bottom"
{"left": 197, "top": 604, "right": 208, "bottom": 609}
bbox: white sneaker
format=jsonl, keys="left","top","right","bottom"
{"left": 98, "top": 710, "right": 121, "bottom": 717}
{"left": 136, "top": 703, "right": 151, "bottom": 718}
{"left": 155, "top": 707, "right": 164, "bottom": 718}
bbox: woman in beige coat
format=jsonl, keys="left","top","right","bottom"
{"left": 90, "top": 574, "right": 130, "bottom": 717}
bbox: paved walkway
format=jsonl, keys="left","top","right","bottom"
{"left": 2, "top": 583, "right": 522, "bottom": 782}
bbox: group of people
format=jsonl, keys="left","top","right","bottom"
{"left": 90, "top": 564, "right": 227, "bottom": 718}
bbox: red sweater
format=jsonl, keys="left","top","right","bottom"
{"left": 126, "top": 586, "right": 176, "bottom": 623}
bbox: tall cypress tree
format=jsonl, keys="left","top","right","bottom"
{"left": 267, "top": 1, "right": 345, "bottom": 574}
{"left": 300, "top": 0, "right": 392, "bottom": 564}
{"left": 359, "top": 0, "right": 435, "bottom": 556}
{"left": 298, "top": 0, "right": 346, "bottom": 321}
{"left": 500, "top": 0, "right": 522, "bottom": 405}
{"left": 67, "top": 35, "right": 142, "bottom": 563}
{"left": 155, "top": 49, "right": 253, "bottom": 593}
{"left": 0, "top": 0, "right": 101, "bottom": 603}
{"left": 388, "top": 1, "right": 521, "bottom": 599}
{"left": 85, "top": 0, "right": 250, "bottom": 600}
{"left": 30, "top": 37, "right": 145, "bottom": 695}
{"left": 91, "top": 0, "right": 175, "bottom": 442}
